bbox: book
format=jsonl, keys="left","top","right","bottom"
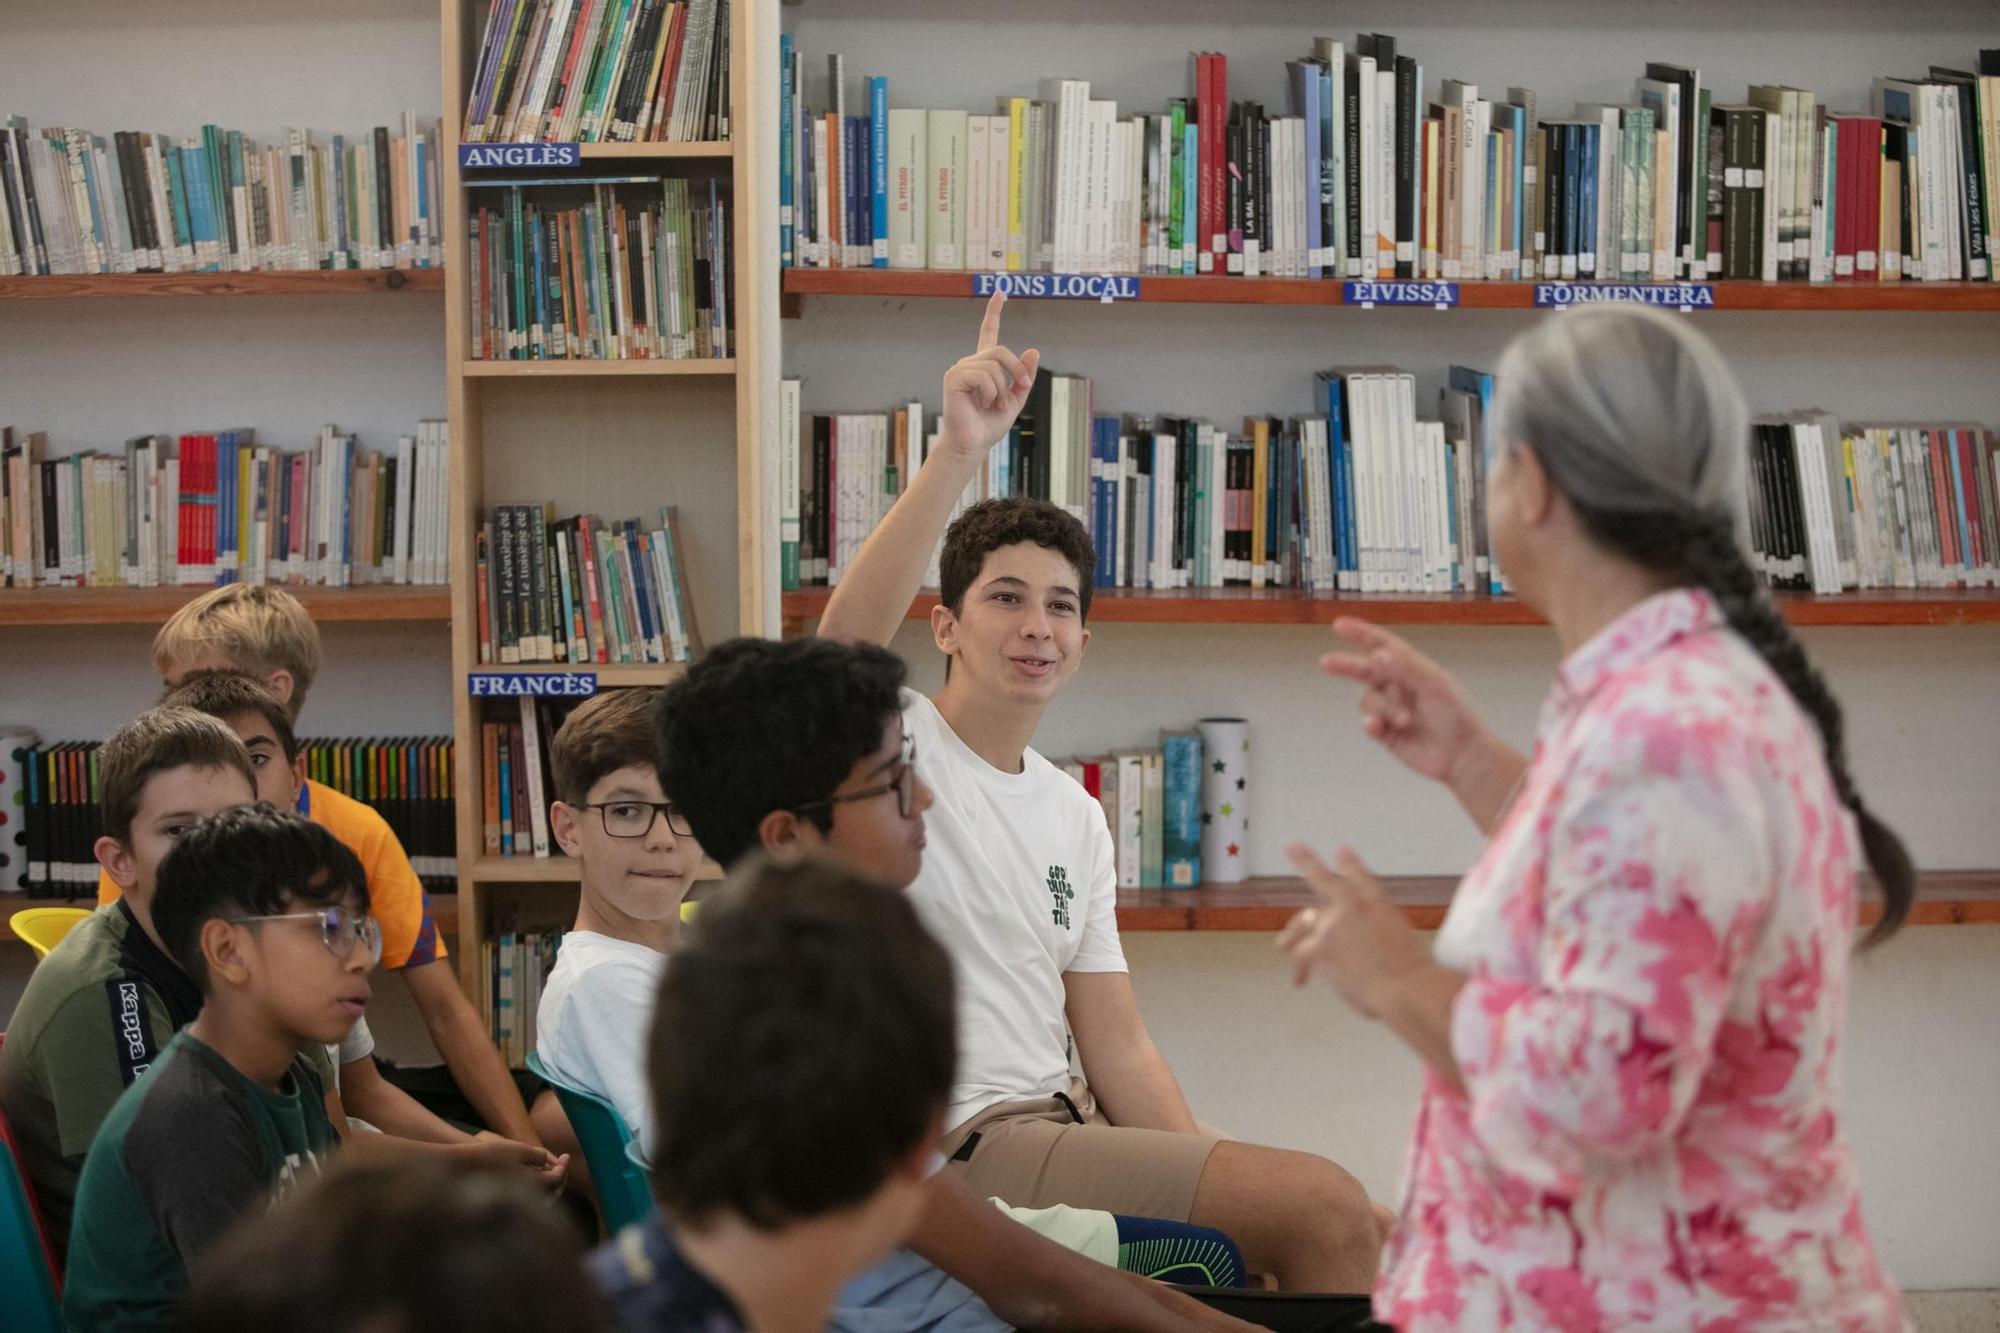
{"left": 477, "top": 504, "right": 700, "bottom": 664}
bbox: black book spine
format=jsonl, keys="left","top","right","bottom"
{"left": 1176, "top": 418, "right": 1195, "bottom": 576}
{"left": 1541, "top": 122, "right": 1561, "bottom": 277}
{"left": 373, "top": 126, "right": 393, "bottom": 262}
{"left": 1394, "top": 56, "right": 1417, "bottom": 278}
{"left": 1343, "top": 64, "right": 1363, "bottom": 273}
{"left": 1244, "top": 104, "right": 1264, "bottom": 269}
{"left": 1944, "top": 79, "right": 1989, "bottom": 273}
{"left": 813, "top": 414, "right": 830, "bottom": 583}
{"left": 1225, "top": 104, "right": 1242, "bottom": 269}
{"left": 1026, "top": 367, "right": 1054, "bottom": 502}
{"left": 113, "top": 132, "right": 149, "bottom": 269}
{"left": 1315, "top": 63, "right": 1338, "bottom": 278}
{"left": 1746, "top": 108, "right": 1767, "bottom": 280}
{"left": 12, "top": 123, "right": 48, "bottom": 273}
{"left": 613, "top": 0, "right": 666, "bottom": 138}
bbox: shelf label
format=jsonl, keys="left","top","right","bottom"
{"left": 1344, "top": 280, "right": 1459, "bottom": 308}
{"left": 468, "top": 671, "right": 599, "bottom": 698}
{"left": 972, "top": 273, "right": 1140, "bottom": 303}
{"left": 459, "top": 143, "right": 582, "bottom": 169}
{"left": 1536, "top": 282, "right": 1716, "bottom": 311}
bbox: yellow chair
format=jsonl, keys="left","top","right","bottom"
{"left": 8, "top": 909, "right": 92, "bottom": 962}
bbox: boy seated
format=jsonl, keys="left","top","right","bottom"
{"left": 594, "top": 857, "right": 955, "bottom": 1333}
{"left": 180, "top": 1156, "right": 606, "bottom": 1333}
{"left": 657, "top": 637, "right": 1248, "bottom": 1333}
{"left": 95, "top": 583, "right": 540, "bottom": 1150}
{"left": 63, "top": 805, "right": 366, "bottom": 1331}
{"left": 537, "top": 688, "right": 703, "bottom": 1159}
{"left": 0, "top": 707, "right": 261, "bottom": 1253}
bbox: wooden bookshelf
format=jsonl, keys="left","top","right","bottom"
{"left": 779, "top": 586, "right": 2000, "bottom": 632}
{"left": 781, "top": 270, "right": 2000, "bottom": 316}
{"left": 576, "top": 141, "right": 734, "bottom": 159}
{"left": 0, "top": 584, "right": 450, "bottom": 627}
{"left": 468, "top": 857, "right": 725, "bottom": 884}
{"left": 0, "top": 270, "right": 446, "bottom": 300}
{"left": 458, "top": 663, "right": 687, "bottom": 687}
{"left": 461, "top": 358, "right": 738, "bottom": 378}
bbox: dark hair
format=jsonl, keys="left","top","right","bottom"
{"left": 153, "top": 804, "right": 370, "bottom": 990}
{"left": 551, "top": 686, "right": 663, "bottom": 807}
{"left": 1495, "top": 306, "right": 1914, "bottom": 945}
{"left": 656, "top": 637, "right": 906, "bottom": 867}
{"left": 160, "top": 669, "right": 299, "bottom": 763}
{"left": 180, "top": 1156, "right": 604, "bottom": 1333}
{"left": 939, "top": 497, "right": 1096, "bottom": 622}
{"left": 97, "top": 706, "right": 257, "bottom": 846}
{"left": 648, "top": 856, "right": 955, "bottom": 1229}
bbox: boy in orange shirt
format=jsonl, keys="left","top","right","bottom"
{"left": 95, "top": 584, "right": 539, "bottom": 1149}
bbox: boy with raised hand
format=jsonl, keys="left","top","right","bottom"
{"left": 0, "top": 707, "right": 260, "bottom": 1255}
{"left": 536, "top": 687, "right": 705, "bottom": 1162}
{"left": 160, "top": 670, "right": 564, "bottom": 1188}
{"left": 813, "top": 292, "right": 1386, "bottom": 1292}
{"left": 95, "top": 583, "right": 542, "bottom": 1152}
{"left": 656, "top": 636, "right": 1249, "bottom": 1333}
{"left": 597, "top": 858, "right": 954, "bottom": 1333}
{"left": 62, "top": 805, "right": 366, "bottom": 1332}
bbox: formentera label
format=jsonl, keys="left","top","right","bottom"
{"left": 1535, "top": 282, "right": 1716, "bottom": 309}
{"left": 458, "top": 143, "right": 582, "bottom": 169}
{"left": 467, "top": 671, "right": 599, "bottom": 698}
{"left": 972, "top": 273, "right": 1140, "bottom": 302}
{"left": 1344, "top": 281, "right": 1460, "bottom": 307}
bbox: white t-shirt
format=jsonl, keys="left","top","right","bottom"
{"left": 900, "top": 689, "right": 1127, "bottom": 1132}
{"left": 536, "top": 930, "right": 668, "bottom": 1160}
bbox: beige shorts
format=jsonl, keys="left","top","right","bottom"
{"left": 941, "top": 1080, "right": 1222, "bottom": 1223}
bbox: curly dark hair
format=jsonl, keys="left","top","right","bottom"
{"left": 939, "top": 497, "right": 1096, "bottom": 622}
{"left": 655, "top": 637, "right": 906, "bottom": 868}
{"left": 648, "top": 856, "right": 955, "bottom": 1230}
{"left": 153, "top": 804, "right": 369, "bottom": 990}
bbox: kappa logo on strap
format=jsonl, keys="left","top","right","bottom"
{"left": 104, "top": 979, "right": 158, "bottom": 1087}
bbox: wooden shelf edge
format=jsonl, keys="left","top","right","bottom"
{"left": 0, "top": 269, "right": 445, "bottom": 299}
{"left": 781, "top": 269, "right": 2000, "bottom": 313}
{"left": 779, "top": 587, "right": 2000, "bottom": 629}
{"left": 465, "top": 857, "right": 724, "bottom": 884}
{"left": 460, "top": 663, "right": 687, "bottom": 685}
{"left": 575, "top": 141, "right": 733, "bottom": 159}
{"left": 0, "top": 584, "right": 451, "bottom": 627}
{"left": 461, "top": 358, "right": 737, "bottom": 377}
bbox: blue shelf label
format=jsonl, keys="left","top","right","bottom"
{"left": 459, "top": 143, "right": 582, "bottom": 169}
{"left": 468, "top": 671, "right": 599, "bottom": 697}
{"left": 1535, "top": 282, "right": 1716, "bottom": 310}
{"left": 1344, "top": 280, "right": 1459, "bottom": 307}
{"left": 973, "top": 273, "right": 1140, "bottom": 302}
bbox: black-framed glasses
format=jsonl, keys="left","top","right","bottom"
{"left": 793, "top": 733, "right": 920, "bottom": 820}
{"left": 228, "top": 905, "right": 383, "bottom": 967}
{"left": 580, "top": 800, "right": 694, "bottom": 839}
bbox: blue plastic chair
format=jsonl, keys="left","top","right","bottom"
{"left": 0, "top": 1037, "right": 62, "bottom": 1333}
{"left": 525, "top": 1051, "right": 653, "bottom": 1233}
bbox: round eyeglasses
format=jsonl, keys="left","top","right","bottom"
{"left": 228, "top": 905, "right": 383, "bottom": 967}
{"left": 580, "top": 800, "right": 695, "bottom": 839}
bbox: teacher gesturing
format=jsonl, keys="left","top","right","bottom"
{"left": 1280, "top": 306, "right": 1912, "bottom": 1331}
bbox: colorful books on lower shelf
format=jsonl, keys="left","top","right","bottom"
{"left": 3, "top": 735, "right": 456, "bottom": 898}
{"left": 479, "top": 697, "right": 577, "bottom": 859}
{"left": 1, "top": 115, "right": 444, "bottom": 278}
{"left": 478, "top": 504, "right": 701, "bottom": 665}
{"left": 466, "top": 178, "right": 733, "bottom": 360}
{"left": 481, "top": 920, "right": 566, "bottom": 1067}
{"left": 1, "top": 422, "right": 450, "bottom": 590}
{"left": 1054, "top": 730, "right": 1206, "bottom": 891}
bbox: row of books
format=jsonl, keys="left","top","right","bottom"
{"left": 464, "top": 0, "right": 731, "bottom": 145}
{"left": 1053, "top": 731, "right": 1205, "bottom": 890}
{"left": 5, "top": 736, "right": 456, "bottom": 898}
{"left": 479, "top": 699, "right": 574, "bottom": 860}
{"left": 476, "top": 504, "right": 702, "bottom": 666}
{"left": 467, "top": 177, "right": 732, "bottom": 360}
{"left": 1, "top": 116, "right": 444, "bottom": 278}
{"left": 778, "top": 41, "right": 2000, "bottom": 285}
{"left": 481, "top": 921, "right": 566, "bottom": 1067}
{"left": 1752, "top": 418, "right": 2000, "bottom": 593}
{"left": 780, "top": 365, "right": 1510, "bottom": 596}
{"left": 0, "top": 423, "right": 451, "bottom": 591}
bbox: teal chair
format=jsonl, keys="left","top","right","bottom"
{"left": 525, "top": 1051, "right": 653, "bottom": 1233}
{"left": 0, "top": 1037, "right": 62, "bottom": 1333}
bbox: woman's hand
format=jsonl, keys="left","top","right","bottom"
{"left": 1276, "top": 844, "right": 1433, "bottom": 1018}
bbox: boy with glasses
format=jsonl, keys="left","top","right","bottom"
{"left": 62, "top": 804, "right": 369, "bottom": 1331}
{"left": 537, "top": 689, "right": 705, "bottom": 1162}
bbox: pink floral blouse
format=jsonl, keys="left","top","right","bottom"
{"left": 1376, "top": 589, "right": 1905, "bottom": 1332}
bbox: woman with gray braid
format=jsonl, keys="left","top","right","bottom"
{"left": 1278, "top": 305, "right": 1911, "bottom": 1331}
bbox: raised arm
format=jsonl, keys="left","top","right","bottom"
{"left": 816, "top": 291, "right": 1040, "bottom": 646}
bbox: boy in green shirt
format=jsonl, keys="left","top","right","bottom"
{"left": 62, "top": 804, "right": 374, "bottom": 1332}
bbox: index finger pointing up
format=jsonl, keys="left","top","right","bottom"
{"left": 977, "top": 289, "right": 1006, "bottom": 351}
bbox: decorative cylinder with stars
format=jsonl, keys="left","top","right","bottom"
{"left": 0, "top": 728, "right": 37, "bottom": 893}
{"left": 1197, "top": 717, "right": 1249, "bottom": 885}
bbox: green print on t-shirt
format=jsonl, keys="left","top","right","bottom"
{"left": 1046, "top": 865, "right": 1074, "bottom": 929}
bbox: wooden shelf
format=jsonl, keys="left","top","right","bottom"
{"left": 0, "top": 269, "right": 446, "bottom": 300}
{"left": 467, "top": 857, "right": 724, "bottom": 883}
{"left": 780, "top": 586, "right": 2000, "bottom": 629}
{"left": 461, "top": 663, "right": 687, "bottom": 687}
{"left": 781, "top": 269, "right": 2000, "bottom": 313}
{"left": 0, "top": 583, "right": 451, "bottom": 627}
{"left": 1115, "top": 870, "right": 2000, "bottom": 931}
{"left": 575, "top": 141, "right": 732, "bottom": 159}
{"left": 461, "top": 358, "right": 736, "bottom": 377}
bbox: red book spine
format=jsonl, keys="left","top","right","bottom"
{"left": 579, "top": 516, "right": 609, "bottom": 663}
{"left": 1926, "top": 429, "right": 1958, "bottom": 578}
{"left": 1956, "top": 429, "right": 1985, "bottom": 571}
{"left": 202, "top": 434, "right": 218, "bottom": 579}
{"left": 1194, "top": 55, "right": 1212, "bottom": 271}
{"left": 545, "top": 0, "right": 599, "bottom": 136}
{"left": 655, "top": 4, "right": 690, "bottom": 139}
{"left": 1859, "top": 119, "right": 1883, "bottom": 280}
{"left": 1201, "top": 54, "right": 1223, "bottom": 271}
{"left": 1081, "top": 760, "right": 1101, "bottom": 799}
{"left": 1833, "top": 117, "right": 1857, "bottom": 281}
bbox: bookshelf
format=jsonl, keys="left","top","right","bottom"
{"left": 441, "top": 0, "right": 770, "bottom": 1000}
{"left": 0, "top": 270, "right": 448, "bottom": 300}
{"left": 0, "top": 583, "right": 450, "bottom": 627}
